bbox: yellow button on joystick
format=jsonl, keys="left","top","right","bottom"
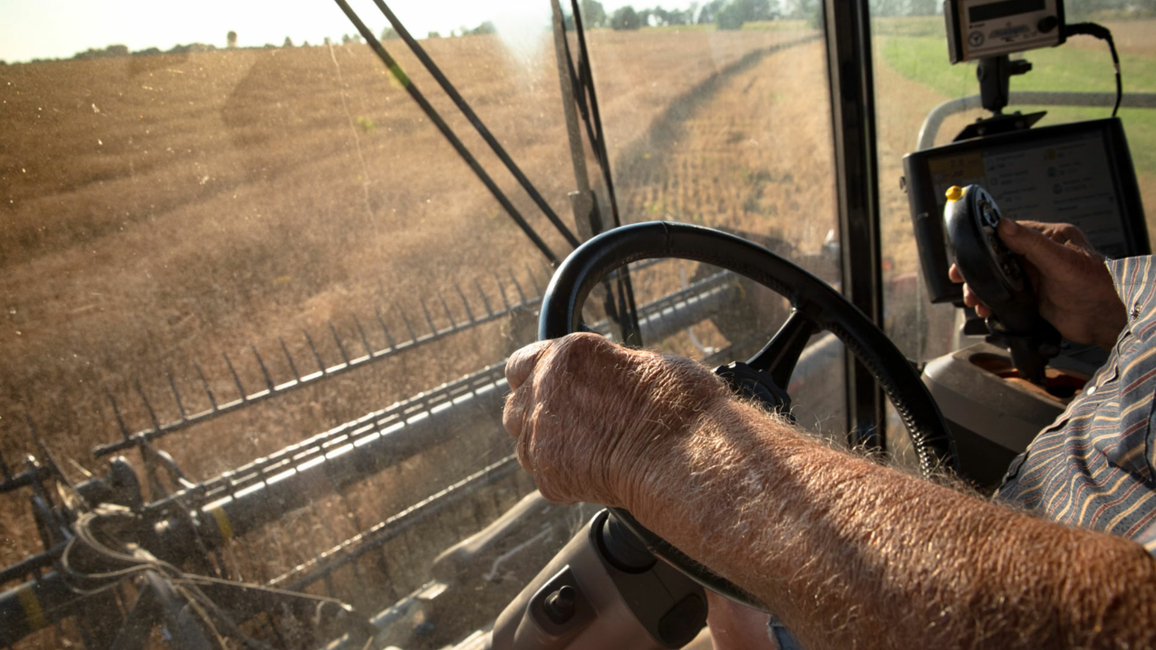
{"left": 945, "top": 185, "right": 964, "bottom": 203}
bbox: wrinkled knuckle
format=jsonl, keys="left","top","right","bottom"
{"left": 504, "top": 356, "right": 521, "bottom": 386}
{"left": 514, "top": 440, "right": 535, "bottom": 475}
{"left": 553, "top": 333, "right": 622, "bottom": 378}
{"left": 564, "top": 331, "right": 612, "bottom": 357}
{"left": 549, "top": 334, "right": 580, "bottom": 365}
{"left": 515, "top": 421, "right": 537, "bottom": 463}
{"left": 501, "top": 396, "right": 522, "bottom": 438}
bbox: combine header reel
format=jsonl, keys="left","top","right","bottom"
{"left": 0, "top": 262, "right": 774, "bottom": 648}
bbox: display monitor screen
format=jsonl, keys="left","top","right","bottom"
{"left": 969, "top": 0, "right": 1047, "bottom": 23}
{"left": 903, "top": 118, "right": 1147, "bottom": 304}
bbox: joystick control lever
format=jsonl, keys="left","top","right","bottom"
{"left": 945, "top": 185, "right": 1060, "bottom": 383}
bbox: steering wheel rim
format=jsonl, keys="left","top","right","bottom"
{"left": 539, "top": 221, "right": 957, "bottom": 609}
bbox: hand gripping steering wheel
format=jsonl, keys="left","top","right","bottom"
{"left": 538, "top": 221, "right": 957, "bottom": 608}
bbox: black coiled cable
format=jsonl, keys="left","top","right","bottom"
{"left": 1064, "top": 22, "right": 1122, "bottom": 116}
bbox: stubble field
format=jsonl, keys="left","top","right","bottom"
{"left": 0, "top": 23, "right": 839, "bottom": 618}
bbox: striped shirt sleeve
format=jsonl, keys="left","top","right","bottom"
{"left": 996, "top": 256, "right": 1156, "bottom": 554}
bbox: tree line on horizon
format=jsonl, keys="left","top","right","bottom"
{"left": 577, "top": 0, "right": 855, "bottom": 31}
{"left": 60, "top": 19, "right": 497, "bottom": 63}
{"left": 581, "top": 0, "right": 1154, "bottom": 31}
{"left": 7, "top": 0, "right": 1150, "bottom": 66}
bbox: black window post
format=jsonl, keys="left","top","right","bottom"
{"left": 824, "top": 0, "right": 887, "bottom": 452}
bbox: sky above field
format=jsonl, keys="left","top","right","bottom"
{"left": 0, "top": 0, "right": 690, "bottom": 63}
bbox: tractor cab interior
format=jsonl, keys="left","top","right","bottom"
{"left": 0, "top": 0, "right": 1153, "bottom": 648}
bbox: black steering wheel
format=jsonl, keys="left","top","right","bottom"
{"left": 538, "top": 221, "right": 957, "bottom": 608}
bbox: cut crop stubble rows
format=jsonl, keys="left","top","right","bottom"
{"left": 0, "top": 26, "right": 836, "bottom": 593}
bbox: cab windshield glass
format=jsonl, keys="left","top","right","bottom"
{"left": 1, "top": 1, "right": 839, "bottom": 647}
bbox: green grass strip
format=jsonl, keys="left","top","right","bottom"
{"left": 879, "top": 32, "right": 1156, "bottom": 173}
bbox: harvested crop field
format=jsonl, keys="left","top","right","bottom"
{"left": 0, "top": 23, "right": 840, "bottom": 609}
{"left": 1, "top": 30, "right": 826, "bottom": 457}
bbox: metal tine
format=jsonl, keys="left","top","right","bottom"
{"left": 419, "top": 298, "right": 438, "bottom": 335}
{"left": 353, "top": 314, "right": 374, "bottom": 357}
{"left": 279, "top": 337, "right": 301, "bottom": 381}
{"left": 222, "top": 352, "right": 249, "bottom": 402}
{"left": 134, "top": 379, "right": 162, "bottom": 432}
{"left": 455, "top": 284, "right": 476, "bottom": 322}
{"left": 132, "top": 395, "right": 163, "bottom": 492}
{"left": 375, "top": 306, "right": 397, "bottom": 350}
{"left": 25, "top": 414, "right": 40, "bottom": 446}
{"left": 29, "top": 414, "right": 83, "bottom": 506}
{"left": 107, "top": 391, "right": 131, "bottom": 441}
{"left": 329, "top": 321, "right": 351, "bottom": 365}
{"left": 508, "top": 269, "right": 527, "bottom": 305}
{"left": 88, "top": 258, "right": 640, "bottom": 457}
{"left": 438, "top": 293, "right": 457, "bottom": 329}
{"left": 397, "top": 304, "right": 418, "bottom": 342}
{"left": 251, "top": 345, "right": 275, "bottom": 392}
{"left": 166, "top": 369, "right": 187, "bottom": 422}
{"left": 526, "top": 265, "right": 543, "bottom": 297}
{"left": 23, "top": 454, "right": 59, "bottom": 541}
{"left": 494, "top": 272, "right": 511, "bottom": 310}
{"left": 474, "top": 279, "right": 493, "bottom": 317}
{"left": 195, "top": 363, "right": 218, "bottom": 411}
{"left": 303, "top": 329, "right": 327, "bottom": 375}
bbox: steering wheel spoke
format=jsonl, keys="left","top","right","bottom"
{"left": 747, "top": 309, "right": 817, "bottom": 388}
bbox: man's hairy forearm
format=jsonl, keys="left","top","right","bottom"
{"left": 503, "top": 334, "right": 1156, "bottom": 647}
{"left": 630, "top": 399, "right": 1156, "bottom": 650}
